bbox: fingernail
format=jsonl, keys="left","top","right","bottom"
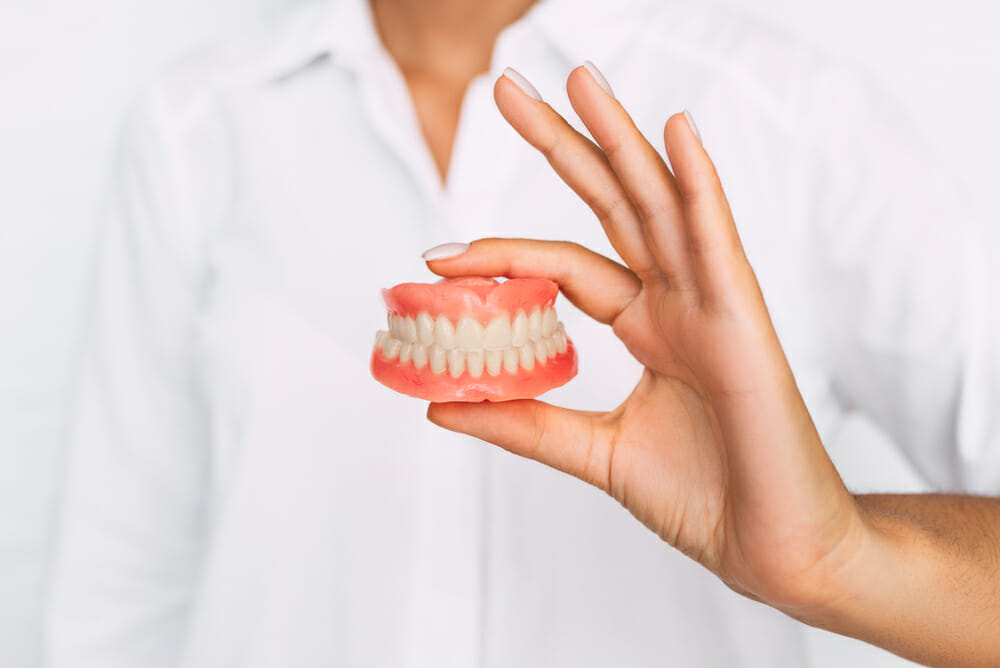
{"left": 684, "top": 109, "right": 702, "bottom": 145}
{"left": 422, "top": 242, "right": 470, "bottom": 261}
{"left": 502, "top": 67, "right": 543, "bottom": 101}
{"left": 583, "top": 60, "right": 615, "bottom": 98}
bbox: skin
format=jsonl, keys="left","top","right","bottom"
{"left": 372, "top": 1, "right": 1000, "bottom": 665}
{"left": 424, "top": 68, "right": 1000, "bottom": 667}
{"left": 370, "top": 0, "right": 536, "bottom": 180}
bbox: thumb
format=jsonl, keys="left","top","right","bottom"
{"left": 427, "top": 400, "right": 610, "bottom": 492}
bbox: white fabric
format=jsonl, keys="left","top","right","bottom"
{"left": 46, "top": 0, "right": 999, "bottom": 666}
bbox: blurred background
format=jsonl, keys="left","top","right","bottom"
{"left": 1, "top": 0, "right": 997, "bottom": 666}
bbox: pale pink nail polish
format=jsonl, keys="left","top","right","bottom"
{"left": 422, "top": 242, "right": 470, "bottom": 261}
{"left": 684, "top": 109, "right": 702, "bottom": 145}
{"left": 502, "top": 67, "right": 543, "bottom": 101}
{"left": 583, "top": 60, "right": 615, "bottom": 98}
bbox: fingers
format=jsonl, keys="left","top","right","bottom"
{"left": 662, "top": 112, "right": 755, "bottom": 303}
{"left": 566, "top": 65, "right": 695, "bottom": 290}
{"left": 494, "top": 74, "right": 658, "bottom": 277}
{"left": 425, "top": 237, "right": 641, "bottom": 325}
{"left": 427, "top": 400, "right": 611, "bottom": 492}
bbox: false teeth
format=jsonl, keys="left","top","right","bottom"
{"left": 375, "top": 306, "right": 571, "bottom": 378}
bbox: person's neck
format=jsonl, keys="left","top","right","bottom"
{"left": 370, "top": 0, "right": 538, "bottom": 83}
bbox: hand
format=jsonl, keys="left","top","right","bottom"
{"left": 425, "top": 66, "right": 867, "bottom": 616}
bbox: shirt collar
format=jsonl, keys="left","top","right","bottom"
{"left": 261, "top": 0, "right": 664, "bottom": 84}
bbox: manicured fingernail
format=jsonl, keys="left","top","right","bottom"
{"left": 502, "top": 67, "right": 543, "bottom": 101}
{"left": 422, "top": 242, "right": 470, "bottom": 261}
{"left": 583, "top": 60, "right": 615, "bottom": 98}
{"left": 684, "top": 109, "right": 702, "bottom": 145}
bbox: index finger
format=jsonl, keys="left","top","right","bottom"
{"left": 425, "top": 238, "right": 641, "bottom": 325}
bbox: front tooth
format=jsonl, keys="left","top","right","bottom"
{"left": 485, "top": 349, "right": 503, "bottom": 376}
{"left": 447, "top": 349, "right": 466, "bottom": 378}
{"left": 374, "top": 330, "right": 388, "bottom": 350}
{"left": 411, "top": 343, "right": 428, "bottom": 369}
{"left": 512, "top": 311, "right": 529, "bottom": 346}
{"left": 399, "top": 341, "right": 413, "bottom": 364}
{"left": 466, "top": 350, "right": 485, "bottom": 378}
{"left": 416, "top": 312, "right": 435, "bottom": 346}
{"left": 503, "top": 348, "right": 519, "bottom": 374}
{"left": 534, "top": 340, "right": 548, "bottom": 364}
{"left": 545, "top": 337, "right": 558, "bottom": 358}
{"left": 542, "top": 308, "right": 557, "bottom": 337}
{"left": 528, "top": 307, "right": 542, "bottom": 340}
{"left": 383, "top": 337, "right": 402, "bottom": 360}
{"left": 519, "top": 345, "right": 535, "bottom": 371}
{"left": 455, "top": 317, "right": 484, "bottom": 350}
{"left": 554, "top": 325, "right": 568, "bottom": 353}
{"left": 429, "top": 344, "right": 447, "bottom": 374}
{"left": 484, "top": 316, "right": 512, "bottom": 349}
{"left": 389, "top": 314, "right": 403, "bottom": 338}
{"left": 402, "top": 316, "right": 417, "bottom": 343}
{"left": 435, "top": 316, "right": 456, "bottom": 349}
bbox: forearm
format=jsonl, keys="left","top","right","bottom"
{"left": 808, "top": 494, "right": 1000, "bottom": 668}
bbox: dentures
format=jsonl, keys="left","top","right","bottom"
{"left": 371, "top": 277, "right": 578, "bottom": 402}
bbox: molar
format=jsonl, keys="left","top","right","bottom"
{"left": 545, "top": 337, "right": 558, "bottom": 358}
{"left": 554, "top": 324, "right": 568, "bottom": 353}
{"left": 382, "top": 336, "right": 402, "bottom": 360}
{"left": 542, "top": 307, "right": 557, "bottom": 337}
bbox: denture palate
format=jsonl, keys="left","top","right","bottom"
{"left": 374, "top": 306, "right": 568, "bottom": 378}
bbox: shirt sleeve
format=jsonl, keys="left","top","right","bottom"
{"left": 797, "top": 66, "right": 1000, "bottom": 494}
{"left": 45, "top": 90, "right": 216, "bottom": 667}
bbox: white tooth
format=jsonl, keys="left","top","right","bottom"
{"left": 416, "top": 312, "right": 435, "bottom": 346}
{"left": 484, "top": 316, "right": 513, "bottom": 349}
{"left": 466, "top": 350, "right": 485, "bottom": 378}
{"left": 503, "top": 348, "right": 519, "bottom": 374}
{"left": 485, "top": 349, "right": 503, "bottom": 376}
{"left": 374, "top": 330, "right": 388, "bottom": 350}
{"left": 435, "top": 316, "right": 456, "bottom": 349}
{"left": 402, "top": 316, "right": 417, "bottom": 343}
{"left": 519, "top": 345, "right": 535, "bottom": 371}
{"left": 399, "top": 341, "right": 412, "bottom": 364}
{"left": 546, "top": 336, "right": 558, "bottom": 358}
{"left": 411, "top": 343, "right": 428, "bottom": 369}
{"left": 447, "top": 349, "right": 466, "bottom": 378}
{"left": 455, "top": 317, "right": 485, "bottom": 350}
{"left": 389, "top": 314, "right": 403, "bottom": 337}
{"left": 528, "top": 307, "right": 542, "bottom": 340}
{"left": 534, "top": 340, "right": 548, "bottom": 364}
{"left": 554, "top": 325, "right": 568, "bottom": 353}
{"left": 512, "top": 310, "right": 529, "bottom": 347}
{"left": 383, "top": 337, "right": 401, "bottom": 360}
{"left": 429, "top": 344, "right": 447, "bottom": 374}
{"left": 542, "top": 307, "right": 557, "bottom": 337}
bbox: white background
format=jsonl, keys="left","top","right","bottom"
{"left": 0, "top": 0, "right": 996, "bottom": 666}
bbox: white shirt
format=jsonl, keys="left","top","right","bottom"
{"left": 46, "top": 0, "right": 1000, "bottom": 666}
